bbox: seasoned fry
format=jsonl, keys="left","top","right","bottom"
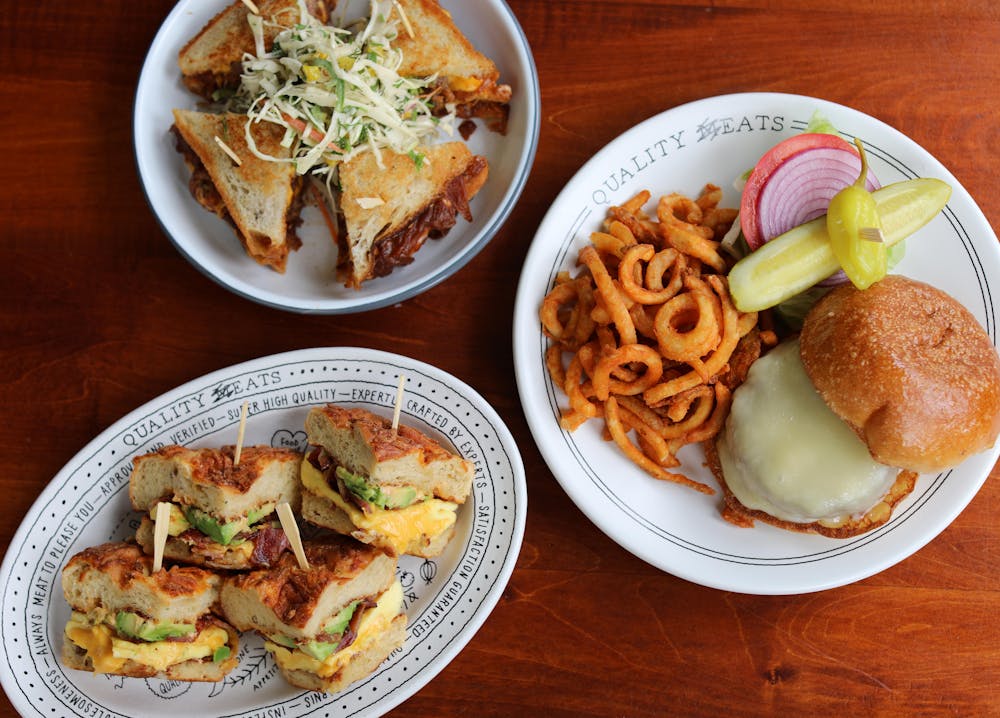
{"left": 643, "top": 274, "right": 746, "bottom": 406}
{"left": 539, "top": 280, "right": 579, "bottom": 342}
{"left": 652, "top": 277, "right": 720, "bottom": 363}
{"left": 580, "top": 246, "right": 637, "bottom": 346}
{"left": 561, "top": 350, "right": 600, "bottom": 431}
{"left": 592, "top": 343, "right": 664, "bottom": 400}
{"left": 539, "top": 186, "right": 764, "bottom": 494}
{"left": 604, "top": 398, "right": 712, "bottom": 493}
{"left": 646, "top": 248, "right": 686, "bottom": 297}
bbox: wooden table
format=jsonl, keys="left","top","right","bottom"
{"left": 3, "top": 1, "right": 999, "bottom": 715}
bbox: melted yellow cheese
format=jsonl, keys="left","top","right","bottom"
{"left": 449, "top": 76, "right": 483, "bottom": 93}
{"left": 66, "top": 617, "right": 126, "bottom": 673}
{"left": 265, "top": 580, "right": 404, "bottom": 678}
{"left": 717, "top": 339, "right": 898, "bottom": 524}
{"left": 301, "top": 460, "right": 457, "bottom": 555}
{"left": 65, "top": 613, "right": 228, "bottom": 674}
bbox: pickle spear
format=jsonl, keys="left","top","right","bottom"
{"left": 728, "top": 177, "right": 952, "bottom": 312}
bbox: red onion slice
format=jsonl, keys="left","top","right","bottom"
{"left": 756, "top": 147, "right": 880, "bottom": 242}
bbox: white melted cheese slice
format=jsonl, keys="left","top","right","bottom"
{"left": 65, "top": 613, "right": 228, "bottom": 673}
{"left": 717, "top": 338, "right": 898, "bottom": 524}
{"left": 301, "top": 459, "right": 458, "bottom": 555}
{"left": 266, "top": 579, "right": 404, "bottom": 678}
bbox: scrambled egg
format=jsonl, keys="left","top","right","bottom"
{"left": 301, "top": 460, "right": 457, "bottom": 555}
{"left": 65, "top": 613, "right": 228, "bottom": 673}
{"left": 265, "top": 580, "right": 403, "bottom": 678}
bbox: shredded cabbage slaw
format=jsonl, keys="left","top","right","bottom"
{"left": 231, "top": 0, "right": 455, "bottom": 186}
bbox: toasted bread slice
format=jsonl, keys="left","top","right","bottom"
{"left": 62, "top": 542, "right": 222, "bottom": 622}
{"left": 337, "top": 142, "right": 488, "bottom": 287}
{"left": 172, "top": 109, "right": 305, "bottom": 272}
{"left": 130, "top": 444, "right": 302, "bottom": 522}
{"left": 219, "top": 536, "right": 396, "bottom": 639}
{"left": 393, "top": 0, "right": 511, "bottom": 130}
{"left": 179, "top": 0, "right": 329, "bottom": 99}
{"left": 305, "top": 404, "right": 472, "bottom": 501}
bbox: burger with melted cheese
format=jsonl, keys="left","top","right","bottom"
{"left": 219, "top": 536, "right": 405, "bottom": 693}
{"left": 709, "top": 275, "right": 1000, "bottom": 537}
{"left": 61, "top": 542, "right": 239, "bottom": 680}
{"left": 300, "top": 404, "right": 473, "bottom": 557}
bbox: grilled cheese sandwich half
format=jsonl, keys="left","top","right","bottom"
{"left": 178, "top": 0, "right": 330, "bottom": 100}
{"left": 336, "top": 141, "right": 488, "bottom": 288}
{"left": 393, "top": 0, "right": 512, "bottom": 133}
{"left": 172, "top": 110, "right": 308, "bottom": 273}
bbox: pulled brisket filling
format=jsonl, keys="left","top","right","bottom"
{"left": 181, "top": 63, "right": 243, "bottom": 101}
{"left": 427, "top": 78, "right": 510, "bottom": 135}
{"left": 170, "top": 125, "right": 305, "bottom": 251}
{"left": 367, "top": 155, "right": 488, "bottom": 279}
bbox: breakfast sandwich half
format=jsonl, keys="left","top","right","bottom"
{"left": 300, "top": 404, "right": 473, "bottom": 557}
{"left": 61, "top": 542, "right": 239, "bottom": 681}
{"left": 130, "top": 444, "right": 302, "bottom": 570}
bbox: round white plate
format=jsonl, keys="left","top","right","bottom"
{"left": 0, "top": 348, "right": 526, "bottom": 717}
{"left": 513, "top": 92, "right": 1000, "bottom": 595}
{"left": 134, "top": 0, "right": 539, "bottom": 313}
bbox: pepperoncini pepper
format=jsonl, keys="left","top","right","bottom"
{"left": 826, "top": 138, "right": 887, "bottom": 290}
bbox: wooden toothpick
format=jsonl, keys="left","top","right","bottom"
{"left": 277, "top": 502, "right": 310, "bottom": 570}
{"left": 391, "top": 374, "right": 406, "bottom": 433}
{"left": 858, "top": 227, "right": 885, "bottom": 243}
{"left": 233, "top": 401, "right": 249, "bottom": 466}
{"left": 152, "top": 501, "right": 171, "bottom": 573}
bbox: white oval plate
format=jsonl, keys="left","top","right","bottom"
{"left": 513, "top": 92, "right": 1000, "bottom": 595}
{"left": 134, "top": 0, "right": 539, "bottom": 314}
{"left": 0, "top": 348, "right": 526, "bottom": 717}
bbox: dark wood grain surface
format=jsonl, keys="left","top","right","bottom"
{"left": 3, "top": 1, "right": 999, "bottom": 716}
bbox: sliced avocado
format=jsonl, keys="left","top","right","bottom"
{"left": 212, "top": 645, "right": 231, "bottom": 663}
{"left": 337, "top": 467, "right": 381, "bottom": 505}
{"left": 150, "top": 503, "right": 191, "bottom": 536}
{"left": 115, "top": 611, "right": 196, "bottom": 642}
{"left": 269, "top": 634, "right": 298, "bottom": 649}
{"left": 335, "top": 467, "right": 418, "bottom": 510}
{"left": 323, "top": 601, "right": 359, "bottom": 637}
{"left": 183, "top": 507, "right": 243, "bottom": 546}
{"left": 245, "top": 504, "right": 274, "bottom": 528}
{"left": 298, "top": 638, "right": 340, "bottom": 662}
{"left": 381, "top": 485, "right": 418, "bottom": 509}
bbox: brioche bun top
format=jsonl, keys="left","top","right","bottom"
{"left": 799, "top": 274, "right": 1000, "bottom": 473}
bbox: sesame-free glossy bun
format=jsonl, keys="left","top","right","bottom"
{"left": 800, "top": 275, "right": 1000, "bottom": 473}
